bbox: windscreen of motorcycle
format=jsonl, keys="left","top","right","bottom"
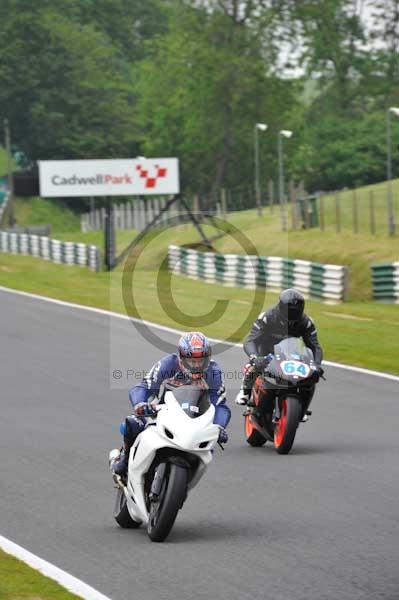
{"left": 272, "top": 337, "right": 314, "bottom": 381}
{"left": 165, "top": 384, "right": 211, "bottom": 419}
{"left": 273, "top": 337, "right": 313, "bottom": 362}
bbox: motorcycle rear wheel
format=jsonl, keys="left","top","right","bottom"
{"left": 274, "top": 396, "right": 300, "bottom": 455}
{"left": 114, "top": 488, "right": 141, "bottom": 529}
{"left": 147, "top": 463, "right": 187, "bottom": 542}
{"left": 244, "top": 414, "right": 267, "bottom": 447}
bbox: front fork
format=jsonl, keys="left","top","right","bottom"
{"left": 272, "top": 396, "right": 281, "bottom": 423}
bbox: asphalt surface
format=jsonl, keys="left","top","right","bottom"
{"left": 1, "top": 288, "right": 399, "bottom": 600}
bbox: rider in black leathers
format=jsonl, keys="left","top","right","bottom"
{"left": 236, "top": 289, "right": 324, "bottom": 406}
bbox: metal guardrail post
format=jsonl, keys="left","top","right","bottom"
{"left": 104, "top": 203, "right": 116, "bottom": 270}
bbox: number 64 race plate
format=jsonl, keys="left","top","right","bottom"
{"left": 280, "top": 360, "right": 311, "bottom": 378}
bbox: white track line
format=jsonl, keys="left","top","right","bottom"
{"left": 0, "top": 535, "right": 112, "bottom": 600}
{"left": 1, "top": 285, "right": 398, "bottom": 383}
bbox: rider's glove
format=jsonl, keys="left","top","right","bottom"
{"left": 218, "top": 427, "right": 229, "bottom": 444}
{"left": 149, "top": 398, "right": 160, "bottom": 412}
{"left": 134, "top": 402, "right": 154, "bottom": 416}
{"left": 252, "top": 354, "right": 274, "bottom": 370}
{"left": 249, "top": 354, "right": 257, "bottom": 365}
{"left": 313, "top": 365, "right": 324, "bottom": 382}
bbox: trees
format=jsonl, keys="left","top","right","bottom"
{"left": 285, "top": 0, "right": 367, "bottom": 114}
{"left": 0, "top": 0, "right": 167, "bottom": 162}
{"left": 135, "top": 1, "right": 297, "bottom": 193}
{"left": 365, "top": 0, "right": 399, "bottom": 105}
{"left": 0, "top": 0, "right": 397, "bottom": 195}
{"left": 289, "top": 113, "right": 388, "bottom": 190}
{"left": 284, "top": 0, "right": 399, "bottom": 190}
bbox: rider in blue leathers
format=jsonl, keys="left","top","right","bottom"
{"left": 113, "top": 332, "right": 230, "bottom": 476}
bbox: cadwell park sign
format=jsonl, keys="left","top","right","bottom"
{"left": 38, "top": 158, "right": 180, "bottom": 197}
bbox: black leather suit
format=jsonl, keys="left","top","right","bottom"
{"left": 242, "top": 305, "right": 323, "bottom": 397}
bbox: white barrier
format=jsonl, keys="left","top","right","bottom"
{"left": 0, "top": 232, "right": 102, "bottom": 271}
{"left": 168, "top": 245, "right": 349, "bottom": 303}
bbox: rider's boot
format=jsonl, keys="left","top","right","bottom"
{"left": 301, "top": 410, "right": 312, "bottom": 423}
{"left": 236, "top": 363, "right": 257, "bottom": 405}
{"left": 235, "top": 384, "right": 250, "bottom": 405}
{"left": 112, "top": 443, "right": 130, "bottom": 476}
{"left": 111, "top": 415, "right": 146, "bottom": 476}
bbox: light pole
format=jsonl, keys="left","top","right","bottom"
{"left": 254, "top": 123, "right": 268, "bottom": 216}
{"left": 278, "top": 129, "right": 293, "bottom": 232}
{"left": 386, "top": 107, "right": 399, "bottom": 236}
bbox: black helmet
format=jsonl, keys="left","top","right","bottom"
{"left": 278, "top": 288, "right": 305, "bottom": 327}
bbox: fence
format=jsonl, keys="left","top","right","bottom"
{"left": 208, "top": 183, "right": 399, "bottom": 235}
{"left": 0, "top": 231, "right": 102, "bottom": 271}
{"left": 371, "top": 263, "right": 399, "bottom": 302}
{"left": 80, "top": 197, "right": 226, "bottom": 232}
{"left": 0, "top": 189, "right": 9, "bottom": 226}
{"left": 304, "top": 183, "right": 399, "bottom": 236}
{"left": 168, "top": 245, "right": 349, "bottom": 303}
{"left": 220, "top": 182, "right": 398, "bottom": 236}
{"left": 80, "top": 179, "right": 398, "bottom": 236}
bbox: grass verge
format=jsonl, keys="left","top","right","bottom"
{"left": 48, "top": 206, "right": 399, "bottom": 302}
{"left": 15, "top": 197, "right": 80, "bottom": 233}
{"left": 0, "top": 549, "right": 81, "bottom": 600}
{"left": 12, "top": 178, "right": 399, "bottom": 301}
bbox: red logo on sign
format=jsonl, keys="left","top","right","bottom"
{"left": 136, "top": 164, "right": 168, "bottom": 188}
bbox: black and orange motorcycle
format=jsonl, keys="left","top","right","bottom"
{"left": 243, "top": 337, "right": 322, "bottom": 454}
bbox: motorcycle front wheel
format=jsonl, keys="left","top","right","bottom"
{"left": 147, "top": 463, "right": 187, "bottom": 542}
{"left": 273, "top": 396, "right": 300, "bottom": 455}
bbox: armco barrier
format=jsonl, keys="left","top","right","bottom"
{"left": 169, "top": 245, "right": 349, "bottom": 303}
{"left": 0, "top": 231, "right": 102, "bottom": 272}
{"left": 371, "top": 262, "right": 399, "bottom": 302}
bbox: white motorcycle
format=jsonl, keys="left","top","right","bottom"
{"left": 109, "top": 383, "right": 222, "bottom": 542}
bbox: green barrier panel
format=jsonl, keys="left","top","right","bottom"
{"left": 197, "top": 251, "right": 205, "bottom": 280}
{"left": 215, "top": 253, "right": 225, "bottom": 283}
{"left": 235, "top": 256, "right": 247, "bottom": 287}
{"left": 179, "top": 247, "right": 188, "bottom": 275}
{"left": 256, "top": 257, "right": 268, "bottom": 288}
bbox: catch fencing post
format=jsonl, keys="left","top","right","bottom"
{"left": 290, "top": 180, "right": 296, "bottom": 230}
{"left": 319, "top": 195, "right": 325, "bottom": 231}
{"left": 104, "top": 203, "right": 115, "bottom": 270}
{"left": 304, "top": 194, "right": 310, "bottom": 229}
{"left": 193, "top": 194, "right": 200, "bottom": 216}
{"left": 267, "top": 180, "right": 273, "bottom": 213}
{"left": 335, "top": 194, "right": 341, "bottom": 233}
{"left": 220, "top": 188, "right": 227, "bottom": 217}
{"left": 352, "top": 189, "right": 358, "bottom": 233}
{"left": 89, "top": 198, "right": 95, "bottom": 229}
{"left": 369, "top": 190, "right": 376, "bottom": 235}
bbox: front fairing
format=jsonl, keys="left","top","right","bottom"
{"left": 156, "top": 392, "right": 219, "bottom": 452}
{"left": 263, "top": 337, "right": 317, "bottom": 387}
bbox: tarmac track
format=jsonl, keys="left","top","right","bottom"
{"left": 1, "top": 288, "right": 399, "bottom": 600}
